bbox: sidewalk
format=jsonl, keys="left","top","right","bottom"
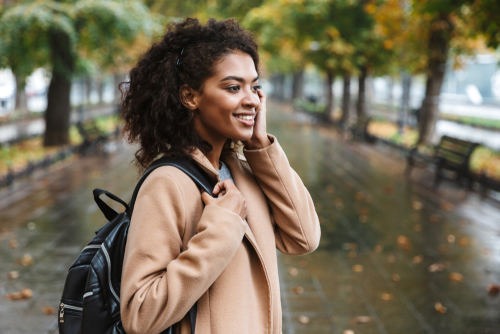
{"left": 0, "top": 101, "right": 499, "bottom": 333}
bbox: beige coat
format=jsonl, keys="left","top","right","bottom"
{"left": 121, "top": 134, "right": 321, "bottom": 334}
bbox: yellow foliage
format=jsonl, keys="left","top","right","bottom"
{"left": 383, "top": 40, "right": 394, "bottom": 50}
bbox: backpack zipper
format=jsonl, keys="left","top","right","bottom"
{"left": 59, "top": 302, "right": 83, "bottom": 323}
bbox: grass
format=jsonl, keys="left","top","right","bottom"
{"left": 441, "top": 113, "right": 500, "bottom": 130}
{"left": 366, "top": 119, "right": 500, "bottom": 181}
{"left": 0, "top": 115, "right": 120, "bottom": 176}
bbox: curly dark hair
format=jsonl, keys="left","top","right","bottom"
{"left": 120, "top": 17, "right": 260, "bottom": 170}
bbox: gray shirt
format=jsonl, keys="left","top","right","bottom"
{"left": 217, "top": 161, "right": 235, "bottom": 184}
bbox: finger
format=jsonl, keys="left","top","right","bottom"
{"left": 201, "top": 191, "right": 213, "bottom": 205}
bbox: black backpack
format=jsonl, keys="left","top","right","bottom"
{"left": 58, "top": 156, "right": 216, "bottom": 334}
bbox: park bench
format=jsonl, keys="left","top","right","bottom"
{"left": 351, "top": 117, "right": 377, "bottom": 143}
{"left": 76, "top": 119, "right": 109, "bottom": 155}
{"left": 405, "top": 135, "right": 479, "bottom": 189}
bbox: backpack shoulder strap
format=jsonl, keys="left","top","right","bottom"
{"left": 127, "top": 156, "right": 216, "bottom": 216}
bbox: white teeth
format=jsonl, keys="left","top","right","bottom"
{"left": 235, "top": 115, "right": 253, "bottom": 120}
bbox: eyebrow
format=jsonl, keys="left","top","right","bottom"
{"left": 220, "top": 75, "right": 259, "bottom": 83}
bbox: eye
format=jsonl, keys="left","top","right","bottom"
{"left": 226, "top": 86, "right": 240, "bottom": 92}
{"left": 252, "top": 85, "right": 262, "bottom": 92}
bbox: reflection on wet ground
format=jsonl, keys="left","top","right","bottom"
{"left": 1, "top": 101, "right": 499, "bottom": 333}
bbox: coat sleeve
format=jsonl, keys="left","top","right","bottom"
{"left": 120, "top": 167, "right": 247, "bottom": 334}
{"left": 243, "top": 134, "right": 321, "bottom": 255}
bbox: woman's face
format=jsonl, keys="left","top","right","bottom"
{"left": 189, "top": 51, "right": 260, "bottom": 145}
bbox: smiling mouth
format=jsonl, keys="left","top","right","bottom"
{"left": 234, "top": 115, "right": 254, "bottom": 121}
{"left": 233, "top": 114, "right": 255, "bottom": 126}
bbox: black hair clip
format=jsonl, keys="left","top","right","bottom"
{"left": 176, "top": 48, "right": 184, "bottom": 71}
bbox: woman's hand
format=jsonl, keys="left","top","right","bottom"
{"left": 242, "top": 89, "right": 271, "bottom": 150}
{"left": 201, "top": 179, "right": 247, "bottom": 220}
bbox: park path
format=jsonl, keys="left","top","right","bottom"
{"left": 0, "top": 101, "right": 499, "bottom": 333}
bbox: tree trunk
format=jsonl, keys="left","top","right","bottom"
{"left": 292, "top": 70, "right": 304, "bottom": 100}
{"left": 44, "top": 31, "right": 74, "bottom": 147}
{"left": 418, "top": 15, "right": 451, "bottom": 145}
{"left": 340, "top": 74, "right": 351, "bottom": 125}
{"left": 324, "top": 69, "right": 335, "bottom": 122}
{"left": 399, "top": 73, "right": 412, "bottom": 134}
{"left": 14, "top": 74, "right": 27, "bottom": 114}
{"left": 97, "top": 76, "right": 104, "bottom": 104}
{"left": 85, "top": 77, "right": 92, "bottom": 104}
{"left": 356, "top": 66, "right": 367, "bottom": 123}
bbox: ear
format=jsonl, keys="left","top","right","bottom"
{"left": 179, "top": 84, "right": 200, "bottom": 110}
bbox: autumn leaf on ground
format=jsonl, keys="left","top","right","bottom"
{"left": 326, "top": 185, "right": 335, "bottom": 193}
{"left": 5, "top": 288, "right": 33, "bottom": 300}
{"left": 20, "top": 254, "right": 34, "bottom": 267}
{"left": 387, "top": 255, "right": 396, "bottom": 263}
{"left": 355, "top": 191, "right": 364, "bottom": 200}
{"left": 383, "top": 185, "right": 395, "bottom": 194}
{"left": 298, "top": 315, "right": 310, "bottom": 324}
{"left": 359, "top": 215, "right": 368, "bottom": 223}
{"left": 413, "top": 255, "right": 423, "bottom": 264}
{"left": 412, "top": 201, "right": 423, "bottom": 210}
{"left": 374, "top": 245, "right": 383, "bottom": 253}
{"left": 459, "top": 237, "right": 470, "bottom": 247}
{"left": 435, "top": 302, "right": 447, "bottom": 314}
{"left": 440, "top": 201, "right": 454, "bottom": 211}
{"left": 359, "top": 207, "right": 370, "bottom": 215}
{"left": 42, "top": 306, "right": 55, "bottom": 314}
{"left": 439, "top": 245, "right": 447, "bottom": 253}
{"left": 8, "top": 240, "right": 19, "bottom": 249}
{"left": 349, "top": 251, "right": 357, "bottom": 258}
{"left": 382, "top": 293, "right": 394, "bottom": 301}
{"left": 449, "top": 273, "right": 464, "bottom": 282}
{"left": 447, "top": 235, "right": 455, "bottom": 243}
{"left": 343, "top": 330, "right": 354, "bottom": 334}
{"left": 487, "top": 284, "right": 500, "bottom": 296}
{"left": 392, "top": 274, "right": 400, "bottom": 282}
{"left": 288, "top": 267, "right": 298, "bottom": 276}
{"left": 352, "top": 265, "right": 364, "bottom": 273}
{"left": 7, "top": 271, "right": 19, "bottom": 280}
{"left": 429, "top": 214, "right": 441, "bottom": 223}
{"left": 429, "top": 263, "right": 445, "bottom": 272}
{"left": 413, "top": 224, "right": 422, "bottom": 232}
{"left": 397, "top": 235, "right": 412, "bottom": 250}
{"left": 354, "top": 316, "right": 371, "bottom": 323}
{"left": 291, "top": 286, "right": 304, "bottom": 294}
{"left": 299, "top": 260, "right": 308, "bottom": 268}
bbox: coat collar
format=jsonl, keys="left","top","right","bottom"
{"left": 187, "top": 146, "right": 263, "bottom": 259}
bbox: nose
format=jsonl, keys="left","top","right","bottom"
{"left": 241, "top": 87, "right": 259, "bottom": 109}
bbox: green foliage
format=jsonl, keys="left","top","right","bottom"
{"left": 0, "top": 0, "right": 163, "bottom": 81}
{"left": 293, "top": 98, "right": 326, "bottom": 114}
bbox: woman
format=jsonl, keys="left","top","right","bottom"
{"left": 120, "top": 18, "right": 321, "bottom": 334}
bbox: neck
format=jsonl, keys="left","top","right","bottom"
{"left": 205, "top": 140, "right": 225, "bottom": 170}
{"left": 192, "top": 118, "right": 227, "bottom": 170}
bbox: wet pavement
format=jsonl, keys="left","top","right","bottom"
{"left": 1, "top": 101, "right": 500, "bottom": 333}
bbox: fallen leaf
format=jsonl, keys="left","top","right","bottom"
{"left": 299, "top": 260, "right": 308, "bottom": 268}
{"left": 413, "top": 255, "right": 423, "bottom": 264}
{"left": 20, "top": 254, "right": 34, "bottom": 267}
{"left": 413, "top": 224, "right": 422, "bottom": 232}
{"left": 429, "top": 214, "right": 441, "bottom": 223}
{"left": 359, "top": 207, "right": 370, "bottom": 215}
{"left": 27, "top": 222, "right": 36, "bottom": 230}
{"left": 449, "top": 273, "right": 464, "bottom": 282}
{"left": 397, "top": 236, "right": 412, "bottom": 250}
{"left": 447, "top": 235, "right": 455, "bottom": 243}
{"left": 412, "top": 201, "right": 423, "bottom": 210}
{"left": 428, "top": 263, "right": 445, "bottom": 272}
{"left": 487, "top": 284, "right": 500, "bottom": 296}
{"left": 387, "top": 255, "right": 396, "bottom": 263}
{"left": 7, "top": 271, "right": 19, "bottom": 280}
{"left": 438, "top": 245, "right": 447, "bottom": 253}
{"left": 374, "top": 245, "right": 383, "bottom": 253}
{"left": 291, "top": 286, "right": 304, "bottom": 294}
{"left": 8, "top": 240, "right": 19, "bottom": 249}
{"left": 288, "top": 267, "right": 299, "bottom": 276}
{"left": 343, "top": 330, "right": 355, "bottom": 334}
{"left": 349, "top": 251, "right": 357, "bottom": 258}
{"left": 392, "top": 274, "right": 400, "bottom": 282}
{"left": 42, "top": 306, "right": 55, "bottom": 315}
{"left": 326, "top": 185, "right": 335, "bottom": 194}
{"left": 359, "top": 215, "right": 368, "bottom": 223}
{"left": 460, "top": 220, "right": 467, "bottom": 227}
{"left": 459, "top": 237, "right": 469, "bottom": 247}
{"left": 352, "top": 265, "right": 364, "bottom": 273}
{"left": 440, "top": 202, "right": 454, "bottom": 211}
{"left": 21, "top": 288, "right": 33, "bottom": 298}
{"left": 383, "top": 185, "right": 395, "bottom": 194}
{"left": 355, "top": 192, "right": 364, "bottom": 200}
{"left": 354, "top": 316, "right": 371, "bottom": 323}
{"left": 365, "top": 195, "right": 373, "bottom": 203}
{"left": 381, "top": 293, "right": 394, "bottom": 301}
{"left": 349, "top": 243, "right": 358, "bottom": 250}
{"left": 298, "top": 315, "right": 310, "bottom": 324}
{"left": 482, "top": 248, "right": 491, "bottom": 256}
{"left": 435, "top": 302, "right": 446, "bottom": 314}
{"left": 412, "top": 213, "right": 420, "bottom": 221}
